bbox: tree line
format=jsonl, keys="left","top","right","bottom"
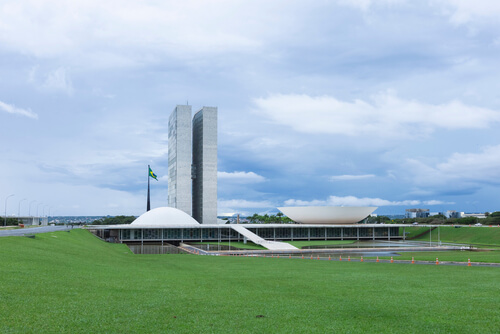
{"left": 365, "top": 211, "right": 500, "bottom": 225}
{"left": 92, "top": 216, "right": 137, "bottom": 225}
{"left": 245, "top": 213, "right": 294, "bottom": 224}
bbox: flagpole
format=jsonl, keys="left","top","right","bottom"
{"left": 147, "top": 165, "right": 151, "bottom": 212}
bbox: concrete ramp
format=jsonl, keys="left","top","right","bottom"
{"left": 230, "top": 225, "right": 298, "bottom": 251}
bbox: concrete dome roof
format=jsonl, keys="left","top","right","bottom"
{"left": 278, "top": 206, "right": 377, "bottom": 224}
{"left": 131, "top": 207, "right": 200, "bottom": 226}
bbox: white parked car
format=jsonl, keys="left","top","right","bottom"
{"left": 412, "top": 222, "right": 419, "bottom": 225}
{"left": 474, "top": 223, "right": 482, "bottom": 226}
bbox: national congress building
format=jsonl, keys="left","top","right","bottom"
{"left": 88, "top": 104, "right": 403, "bottom": 254}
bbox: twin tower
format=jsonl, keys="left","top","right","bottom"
{"left": 167, "top": 105, "right": 217, "bottom": 224}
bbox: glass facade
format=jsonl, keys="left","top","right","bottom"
{"left": 117, "top": 226, "right": 400, "bottom": 242}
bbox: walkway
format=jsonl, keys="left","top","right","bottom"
{"left": 0, "top": 225, "right": 78, "bottom": 237}
{"left": 230, "top": 225, "right": 298, "bottom": 251}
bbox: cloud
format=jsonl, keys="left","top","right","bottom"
{"left": 284, "top": 195, "right": 449, "bottom": 207}
{"left": 0, "top": 100, "right": 38, "bottom": 119}
{"left": 336, "top": 0, "right": 403, "bottom": 11}
{"left": 218, "top": 199, "right": 275, "bottom": 209}
{"left": 330, "top": 174, "right": 375, "bottom": 181}
{"left": 0, "top": 1, "right": 306, "bottom": 68}
{"left": 42, "top": 68, "right": 74, "bottom": 95}
{"left": 336, "top": 0, "right": 500, "bottom": 25}
{"left": 218, "top": 198, "right": 277, "bottom": 216}
{"left": 406, "top": 144, "right": 500, "bottom": 189}
{"left": 253, "top": 91, "right": 500, "bottom": 139}
{"left": 432, "top": 0, "right": 500, "bottom": 25}
{"left": 218, "top": 171, "right": 266, "bottom": 183}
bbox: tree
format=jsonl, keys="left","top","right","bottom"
{"left": 3, "top": 218, "right": 22, "bottom": 226}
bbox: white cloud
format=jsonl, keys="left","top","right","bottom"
{"left": 0, "top": 0, "right": 307, "bottom": 68}
{"left": 0, "top": 100, "right": 38, "bottom": 119}
{"left": 406, "top": 144, "right": 500, "bottom": 188}
{"left": 253, "top": 91, "right": 500, "bottom": 139}
{"left": 218, "top": 171, "right": 266, "bottom": 183}
{"left": 337, "top": 0, "right": 500, "bottom": 25}
{"left": 218, "top": 199, "right": 275, "bottom": 209}
{"left": 424, "top": 200, "right": 454, "bottom": 205}
{"left": 330, "top": 174, "right": 375, "bottom": 181}
{"left": 432, "top": 0, "right": 500, "bottom": 25}
{"left": 218, "top": 198, "right": 277, "bottom": 216}
{"left": 42, "top": 68, "right": 74, "bottom": 95}
{"left": 284, "top": 195, "right": 448, "bottom": 207}
{"left": 337, "top": 0, "right": 403, "bottom": 11}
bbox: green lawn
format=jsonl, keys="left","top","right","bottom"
{"left": 1, "top": 230, "right": 499, "bottom": 333}
{"left": 368, "top": 250, "right": 500, "bottom": 263}
{"left": 194, "top": 241, "right": 267, "bottom": 250}
{"left": 410, "top": 226, "right": 500, "bottom": 246}
{"left": 287, "top": 240, "right": 356, "bottom": 248}
{"left": 195, "top": 240, "right": 355, "bottom": 250}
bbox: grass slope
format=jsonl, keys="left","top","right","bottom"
{"left": 287, "top": 240, "right": 355, "bottom": 248}
{"left": 196, "top": 240, "right": 356, "bottom": 250}
{"left": 1, "top": 230, "right": 499, "bottom": 333}
{"left": 409, "top": 226, "right": 500, "bottom": 246}
{"left": 368, "top": 250, "right": 500, "bottom": 263}
{"left": 194, "top": 241, "right": 267, "bottom": 250}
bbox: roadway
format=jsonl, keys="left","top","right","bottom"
{"left": 0, "top": 225, "right": 79, "bottom": 237}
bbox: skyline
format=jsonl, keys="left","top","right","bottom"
{"left": 1, "top": 1, "right": 500, "bottom": 216}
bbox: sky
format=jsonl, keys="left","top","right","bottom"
{"left": 1, "top": 0, "right": 500, "bottom": 217}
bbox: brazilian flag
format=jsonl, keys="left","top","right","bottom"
{"left": 149, "top": 167, "right": 158, "bottom": 181}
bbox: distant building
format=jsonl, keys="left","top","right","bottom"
{"left": 405, "top": 208, "right": 430, "bottom": 219}
{"left": 443, "top": 210, "right": 459, "bottom": 219}
{"left": 167, "top": 105, "right": 218, "bottom": 224}
{"left": 461, "top": 213, "right": 487, "bottom": 219}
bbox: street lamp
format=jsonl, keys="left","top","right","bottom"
{"left": 18, "top": 198, "right": 27, "bottom": 217}
{"left": 29, "top": 200, "right": 36, "bottom": 216}
{"left": 43, "top": 205, "right": 50, "bottom": 217}
{"left": 36, "top": 203, "right": 44, "bottom": 226}
{"left": 4, "top": 194, "right": 15, "bottom": 227}
{"left": 37, "top": 203, "right": 44, "bottom": 217}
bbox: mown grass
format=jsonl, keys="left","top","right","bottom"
{"left": 287, "top": 240, "right": 355, "bottom": 248}
{"left": 1, "top": 229, "right": 499, "bottom": 333}
{"left": 401, "top": 225, "right": 433, "bottom": 238}
{"left": 194, "top": 241, "right": 267, "bottom": 250}
{"left": 367, "top": 250, "right": 500, "bottom": 263}
{"left": 409, "top": 226, "right": 500, "bottom": 246}
{"left": 196, "top": 240, "right": 356, "bottom": 250}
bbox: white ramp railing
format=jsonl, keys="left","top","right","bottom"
{"left": 230, "top": 225, "right": 298, "bottom": 251}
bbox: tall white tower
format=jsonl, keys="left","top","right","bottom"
{"left": 167, "top": 105, "right": 218, "bottom": 224}
{"left": 167, "top": 105, "right": 192, "bottom": 216}
{"left": 192, "top": 107, "right": 218, "bottom": 224}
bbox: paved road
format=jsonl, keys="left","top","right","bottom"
{"left": 0, "top": 225, "right": 79, "bottom": 237}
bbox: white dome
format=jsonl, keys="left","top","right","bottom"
{"left": 131, "top": 207, "right": 200, "bottom": 226}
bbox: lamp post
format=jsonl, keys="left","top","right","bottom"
{"left": 4, "top": 194, "right": 15, "bottom": 227}
{"left": 37, "top": 203, "right": 43, "bottom": 217}
{"left": 29, "top": 200, "right": 36, "bottom": 216}
{"left": 18, "top": 198, "right": 27, "bottom": 217}
{"left": 36, "top": 203, "right": 43, "bottom": 226}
